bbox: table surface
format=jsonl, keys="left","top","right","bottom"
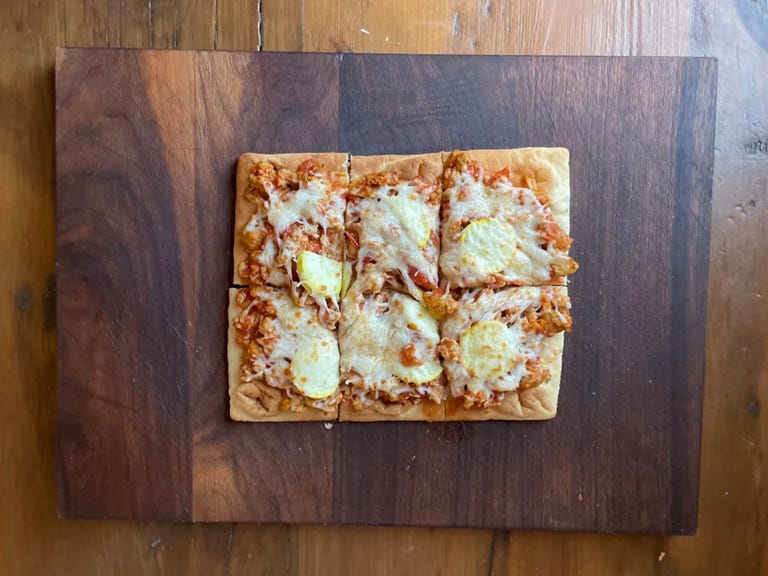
{"left": 2, "top": 1, "right": 766, "bottom": 574}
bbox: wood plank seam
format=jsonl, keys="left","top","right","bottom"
{"left": 258, "top": 0, "right": 263, "bottom": 51}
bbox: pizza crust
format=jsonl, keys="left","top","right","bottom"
{"left": 350, "top": 152, "right": 443, "bottom": 183}
{"left": 227, "top": 288, "right": 338, "bottom": 422}
{"left": 444, "top": 148, "right": 570, "bottom": 233}
{"left": 339, "top": 399, "right": 445, "bottom": 422}
{"left": 233, "top": 154, "right": 258, "bottom": 285}
{"left": 233, "top": 152, "right": 349, "bottom": 285}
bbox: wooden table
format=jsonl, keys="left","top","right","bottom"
{"left": 2, "top": 1, "right": 766, "bottom": 574}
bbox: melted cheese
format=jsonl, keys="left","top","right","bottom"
{"left": 394, "top": 359, "right": 444, "bottom": 386}
{"left": 339, "top": 289, "right": 442, "bottom": 399}
{"left": 441, "top": 170, "right": 565, "bottom": 286}
{"left": 340, "top": 301, "right": 390, "bottom": 383}
{"left": 460, "top": 320, "right": 518, "bottom": 380}
{"left": 244, "top": 214, "right": 260, "bottom": 236}
{"left": 399, "top": 295, "right": 438, "bottom": 334}
{"left": 382, "top": 188, "right": 433, "bottom": 248}
{"left": 352, "top": 182, "right": 439, "bottom": 296}
{"left": 266, "top": 177, "right": 344, "bottom": 235}
{"left": 246, "top": 171, "right": 346, "bottom": 320}
{"left": 391, "top": 296, "right": 442, "bottom": 384}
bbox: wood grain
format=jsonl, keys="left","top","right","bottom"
{"left": 59, "top": 0, "right": 218, "bottom": 48}
{"left": 191, "top": 51, "right": 340, "bottom": 522}
{"left": 1, "top": 1, "right": 62, "bottom": 573}
{"left": 56, "top": 48, "right": 195, "bottom": 519}
{"left": 262, "top": 0, "right": 688, "bottom": 55}
{"left": 2, "top": 2, "right": 266, "bottom": 575}
{"left": 216, "top": 0, "right": 261, "bottom": 50}
{"left": 4, "top": 0, "right": 767, "bottom": 574}
{"left": 56, "top": 48, "right": 342, "bottom": 523}
{"left": 336, "top": 53, "right": 714, "bottom": 532}
{"left": 295, "top": 526, "right": 495, "bottom": 575}
{"left": 666, "top": 1, "right": 768, "bottom": 574}
{"left": 56, "top": 50, "right": 715, "bottom": 533}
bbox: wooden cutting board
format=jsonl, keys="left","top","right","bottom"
{"left": 55, "top": 48, "right": 716, "bottom": 532}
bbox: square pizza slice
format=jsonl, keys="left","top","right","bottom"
{"left": 228, "top": 286, "right": 341, "bottom": 421}
{"left": 233, "top": 153, "right": 348, "bottom": 328}
{"left": 345, "top": 153, "right": 455, "bottom": 317}
{"left": 440, "top": 285, "right": 571, "bottom": 421}
{"left": 440, "top": 149, "right": 578, "bottom": 289}
{"left": 338, "top": 283, "right": 445, "bottom": 421}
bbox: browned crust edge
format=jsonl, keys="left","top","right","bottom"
{"left": 350, "top": 152, "right": 443, "bottom": 183}
{"left": 339, "top": 398, "right": 445, "bottom": 422}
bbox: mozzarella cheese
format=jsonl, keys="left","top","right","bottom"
{"left": 460, "top": 320, "right": 517, "bottom": 380}
{"left": 394, "top": 360, "right": 444, "bottom": 386}
{"left": 239, "top": 288, "right": 340, "bottom": 400}
{"left": 398, "top": 294, "right": 438, "bottom": 333}
{"left": 243, "top": 213, "right": 261, "bottom": 236}
{"left": 266, "top": 177, "right": 344, "bottom": 235}
{"left": 296, "top": 250, "right": 343, "bottom": 297}
{"left": 244, "top": 167, "right": 347, "bottom": 319}
{"left": 391, "top": 295, "right": 442, "bottom": 384}
{"left": 382, "top": 189, "right": 433, "bottom": 249}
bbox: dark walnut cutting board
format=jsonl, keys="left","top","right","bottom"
{"left": 55, "top": 48, "right": 716, "bottom": 532}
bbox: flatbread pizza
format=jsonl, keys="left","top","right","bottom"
{"left": 345, "top": 154, "right": 445, "bottom": 299}
{"left": 229, "top": 149, "right": 578, "bottom": 422}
